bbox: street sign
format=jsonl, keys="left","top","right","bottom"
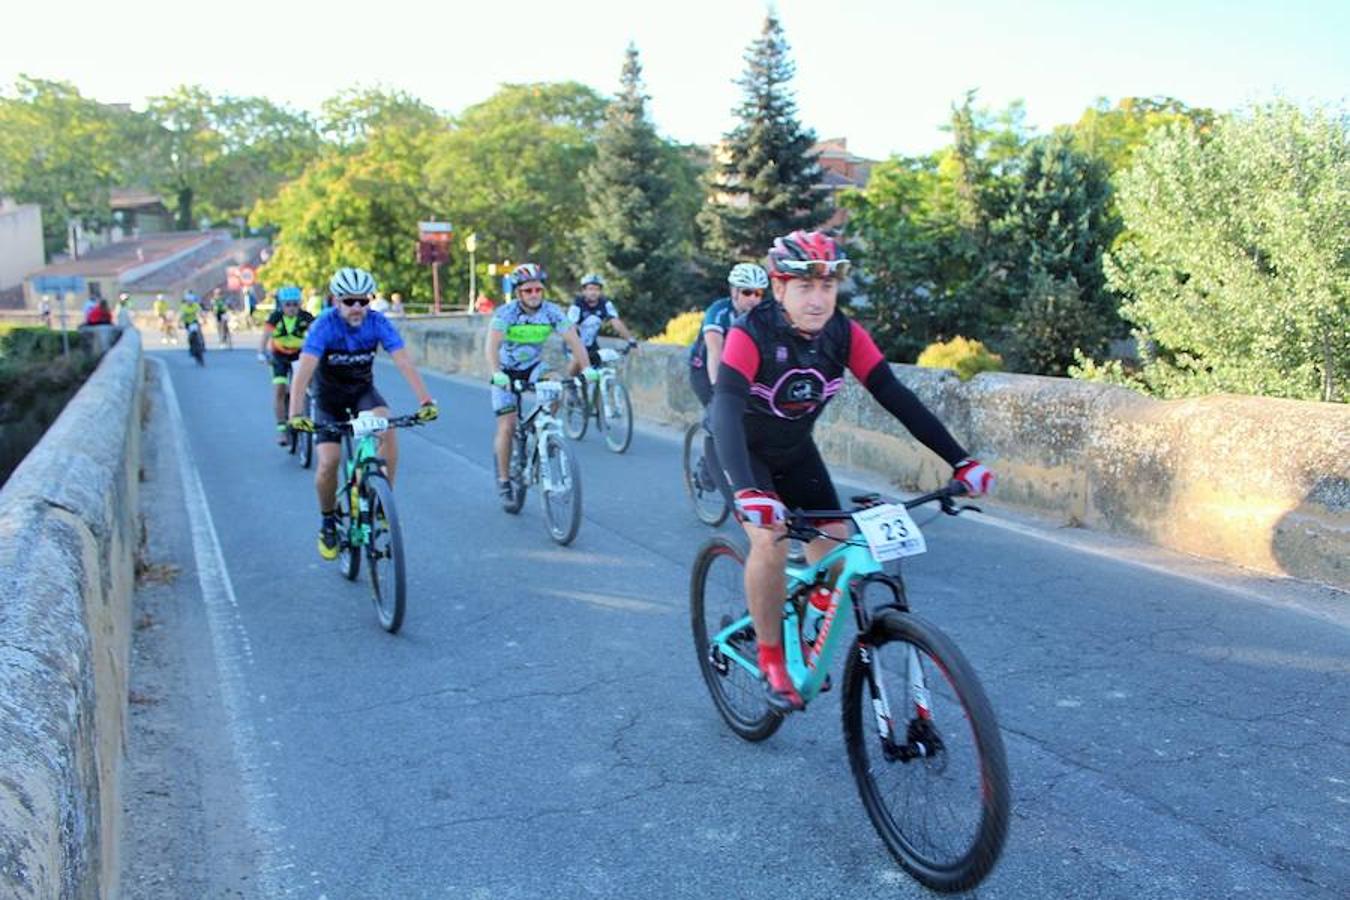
{"left": 239, "top": 266, "right": 256, "bottom": 286}
{"left": 464, "top": 232, "right": 477, "bottom": 253}
{"left": 226, "top": 266, "right": 241, "bottom": 290}
{"left": 418, "top": 220, "right": 453, "bottom": 245}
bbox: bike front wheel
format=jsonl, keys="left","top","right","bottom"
{"left": 539, "top": 433, "right": 582, "bottom": 545}
{"left": 562, "top": 380, "right": 589, "bottom": 440}
{"left": 689, "top": 537, "right": 782, "bottom": 742}
{"left": 841, "top": 610, "right": 1010, "bottom": 893}
{"left": 600, "top": 379, "right": 633, "bottom": 453}
{"left": 683, "top": 424, "right": 729, "bottom": 527}
{"left": 365, "top": 475, "right": 406, "bottom": 634}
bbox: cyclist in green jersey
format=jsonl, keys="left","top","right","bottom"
{"left": 485, "top": 263, "right": 594, "bottom": 500}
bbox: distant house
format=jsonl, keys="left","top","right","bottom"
{"left": 704, "top": 138, "right": 876, "bottom": 230}
{"left": 811, "top": 138, "right": 875, "bottom": 230}
{"left": 22, "top": 231, "right": 267, "bottom": 310}
{"left": 0, "top": 197, "right": 44, "bottom": 307}
{"left": 66, "top": 188, "right": 173, "bottom": 258}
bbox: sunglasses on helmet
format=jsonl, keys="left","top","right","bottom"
{"left": 338, "top": 296, "right": 371, "bottom": 307}
{"left": 775, "top": 258, "right": 852, "bottom": 279}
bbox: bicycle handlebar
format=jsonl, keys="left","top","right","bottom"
{"left": 783, "top": 481, "right": 979, "bottom": 541}
{"left": 312, "top": 412, "right": 425, "bottom": 438}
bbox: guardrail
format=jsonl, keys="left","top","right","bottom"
{"left": 0, "top": 328, "right": 143, "bottom": 898}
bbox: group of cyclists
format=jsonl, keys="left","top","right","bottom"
{"left": 251, "top": 227, "right": 994, "bottom": 713}
{"left": 153, "top": 288, "right": 253, "bottom": 346}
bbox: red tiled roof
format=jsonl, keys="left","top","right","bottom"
{"left": 32, "top": 232, "right": 217, "bottom": 278}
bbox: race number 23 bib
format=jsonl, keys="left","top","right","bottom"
{"left": 852, "top": 503, "right": 927, "bottom": 561}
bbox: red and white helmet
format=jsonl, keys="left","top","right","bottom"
{"left": 766, "top": 230, "right": 851, "bottom": 280}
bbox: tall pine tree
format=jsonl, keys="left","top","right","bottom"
{"left": 579, "top": 44, "right": 687, "bottom": 336}
{"left": 699, "top": 12, "right": 832, "bottom": 267}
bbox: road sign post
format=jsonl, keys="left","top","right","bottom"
{"left": 34, "top": 275, "right": 86, "bottom": 356}
{"left": 465, "top": 232, "right": 477, "bottom": 311}
{"left": 418, "top": 221, "right": 453, "bottom": 315}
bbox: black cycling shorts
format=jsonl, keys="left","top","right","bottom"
{"left": 746, "top": 439, "right": 840, "bottom": 513}
{"left": 270, "top": 355, "right": 296, "bottom": 385}
{"left": 689, "top": 364, "right": 712, "bottom": 407}
{"left": 315, "top": 387, "right": 388, "bottom": 445}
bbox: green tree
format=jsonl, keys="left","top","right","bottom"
{"left": 843, "top": 95, "right": 1032, "bottom": 359}
{"left": 252, "top": 124, "right": 440, "bottom": 300}
{"left": 1070, "top": 96, "right": 1215, "bottom": 175}
{"left": 699, "top": 12, "right": 832, "bottom": 265}
{"left": 425, "top": 83, "right": 606, "bottom": 287}
{"left": 320, "top": 87, "right": 443, "bottom": 147}
{"left": 143, "top": 86, "right": 319, "bottom": 229}
{"left": 999, "top": 131, "right": 1121, "bottom": 374}
{"left": 578, "top": 45, "right": 689, "bottom": 335}
{"left": 0, "top": 76, "right": 136, "bottom": 257}
{"left": 1105, "top": 101, "right": 1348, "bottom": 401}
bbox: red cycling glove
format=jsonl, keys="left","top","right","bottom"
{"left": 953, "top": 458, "right": 995, "bottom": 497}
{"left": 733, "top": 489, "right": 787, "bottom": 527}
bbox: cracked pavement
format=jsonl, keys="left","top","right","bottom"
{"left": 122, "top": 345, "right": 1350, "bottom": 899}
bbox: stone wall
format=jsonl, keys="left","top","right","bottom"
{"left": 399, "top": 317, "right": 1348, "bottom": 589}
{"left": 0, "top": 329, "right": 143, "bottom": 898}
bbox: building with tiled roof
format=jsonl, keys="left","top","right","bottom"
{"left": 22, "top": 231, "right": 266, "bottom": 308}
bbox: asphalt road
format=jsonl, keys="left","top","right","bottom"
{"left": 122, "top": 339, "right": 1350, "bottom": 899}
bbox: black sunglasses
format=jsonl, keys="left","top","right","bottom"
{"left": 339, "top": 296, "right": 371, "bottom": 307}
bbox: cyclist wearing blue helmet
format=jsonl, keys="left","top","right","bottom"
{"left": 258, "top": 285, "right": 315, "bottom": 444}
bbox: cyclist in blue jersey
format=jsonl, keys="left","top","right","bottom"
{"left": 485, "top": 263, "right": 593, "bottom": 501}
{"left": 567, "top": 273, "right": 637, "bottom": 366}
{"left": 689, "top": 263, "right": 769, "bottom": 407}
{"left": 287, "top": 267, "right": 439, "bottom": 560}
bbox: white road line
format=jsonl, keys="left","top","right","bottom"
{"left": 153, "top": 357, "right": 298, "bottom": 897}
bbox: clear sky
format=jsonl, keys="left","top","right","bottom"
{"left": 4, "top": 0, "right": 1346, "bottom": 159}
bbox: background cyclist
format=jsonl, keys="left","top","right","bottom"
{"left": 287, "top": 267, "right": 438, "bottom": 560}
{"left": 485, "top": 262, "right": 593, "bottom": 501}
{"left": 258, "top": 285, "right": 315, "bottom": 445}
{"left": 709, "top": 230, "right": 995, "bottom": 711}
{"left": 688, "top": 262, "right": 769, "bottom": 407}
{"left": 567, "top": 273, "right": 638, "bottom": 366}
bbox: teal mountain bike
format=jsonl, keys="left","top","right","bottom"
{"left": 318, "top": 410, "right": 425, "bottom": 633}
{"left": 690, "top": 483, "right": 1010, "bottom": 893}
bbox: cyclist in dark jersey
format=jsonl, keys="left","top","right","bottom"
{"left": 689, "top": 263, "right": 769, "bottom": 407}
{"left": 567, "top": 273, "right": 637, "bottom": 366}
{"left": 710, "top": 231, "right": 995, "bottom": 711}
{"left": 258, "top": 285, "right": 315, "bottom": 445}
{"left": 288, "top": 267, "right": 439, "bottom": 560}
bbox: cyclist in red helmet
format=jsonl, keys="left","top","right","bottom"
{"left": 709, "top": 229, "right": 995, "bottom": 711}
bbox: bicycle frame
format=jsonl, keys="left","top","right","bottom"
{"left": 339, "top": 430, "right": 386, "bottom": 548}
{"left": 510, "top": 382, "right": 567, "bottom": 491}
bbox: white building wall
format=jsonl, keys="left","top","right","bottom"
{"left": 0, "top": 200, "right": 45, "bottom": 294}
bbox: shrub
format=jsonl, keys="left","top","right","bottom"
{"left": 916, "top": 336, "right": 1003, "bottom": 381}
{"left": 648, "top": 310, "right": 703, "bottom": 346}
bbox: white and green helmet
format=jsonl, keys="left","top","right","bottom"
{"left": 727, "top": 263, "right": 769, "bottom": 290}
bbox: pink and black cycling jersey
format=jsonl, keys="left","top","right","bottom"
{"left": 710, "top": 300, "right": 968, "bottom": 495}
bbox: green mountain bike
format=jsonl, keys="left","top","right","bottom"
{"left": 496, "top": 378, "right": 584, "bottom": 545}
{"left": 690, "top": 483, "right": 1010, "bottom": 893}
{"left": 318, "top": 410, "right": 425, "bottom": 633}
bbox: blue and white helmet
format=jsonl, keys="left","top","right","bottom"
{"left": 727, "top": 263, "right": 769, "bottom": 290}
{"left": 329, "top": 267, "right": 377, "bottom": 298}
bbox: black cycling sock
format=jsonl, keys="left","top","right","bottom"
{"left": 321, "top": 509, "right": 337, "bottom": 525}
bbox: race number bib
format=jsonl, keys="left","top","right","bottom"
{"left": 852, "top": 503, "right": 927, "bottom": 561}
{"left": 351, "top": 412, "right": 389, "bottom": 438}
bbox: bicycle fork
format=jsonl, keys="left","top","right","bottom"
{"left": 861, "top": 641, "right": 940, "bottom": 763}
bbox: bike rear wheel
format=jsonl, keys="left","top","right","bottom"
{"left": 365, "top": 474, "right": 406, "bottom": 634}
{"left": 683, "top": 424, "right": 729, "bottom": 526}
{"left": 689, "top": 537, "right": 782, "bottom": 741}
{"left": 539, "top": 432, "right": 582, "bottom": 545}
{"left": 562, "top": 380, "right": 589, "bottom": 440}
{"left": 842, "top": 610, "right": 1009, "bottom": 893}
{"left": 600, "top": 379, "right": 633, "bottom": 453}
